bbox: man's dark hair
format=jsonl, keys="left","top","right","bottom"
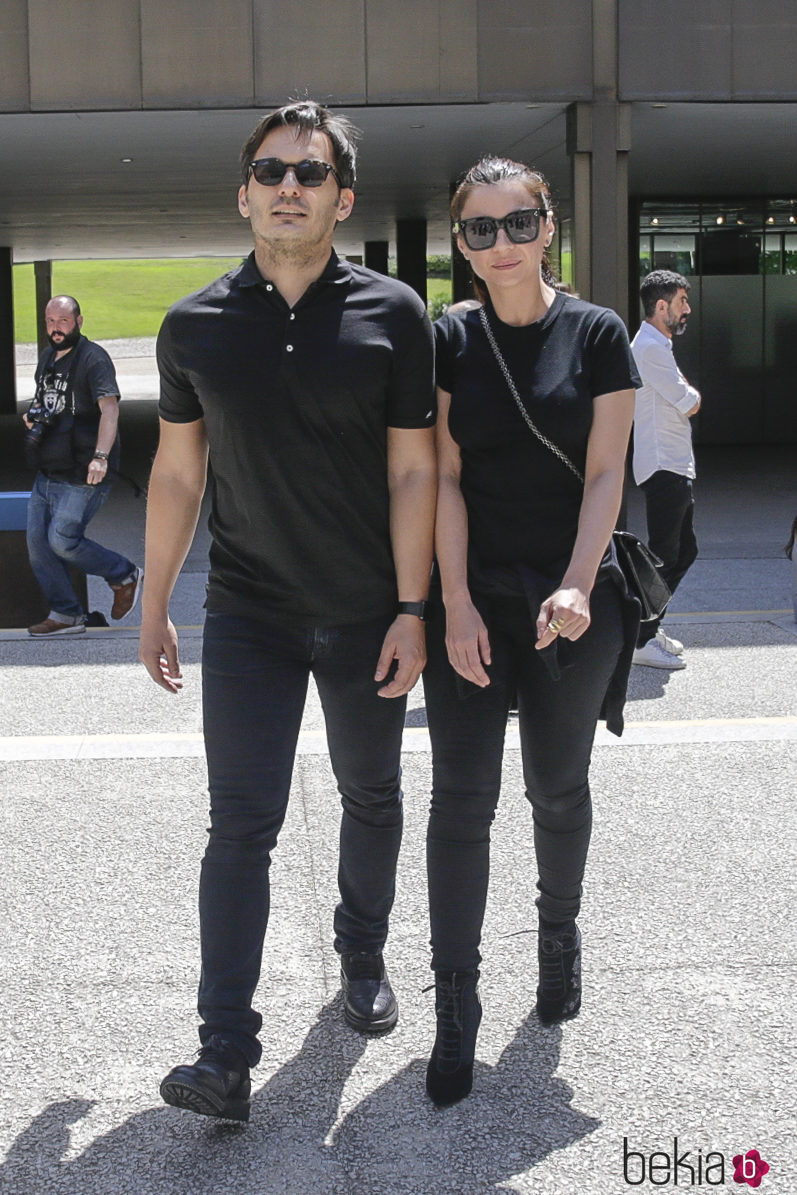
{"left": 240, "top": 100, "right": 360, "bottom": 189}
{"left": 640, "top": 270, "right": 690, "bottom": 318}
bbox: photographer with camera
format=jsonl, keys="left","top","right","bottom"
{"left": 24, "top": 295, "right": 142, "bottom": 636}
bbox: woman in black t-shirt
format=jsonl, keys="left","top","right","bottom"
{"left": 423, "top": 158, "right": 639, "bottom": 1107}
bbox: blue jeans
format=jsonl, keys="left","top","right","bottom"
{"left": 26, "top": 473, "right": 135, "bottom": 620}
{"left": 423, "top": 579, "right": 624, "bottom": 973}
{"left": 198, "top": 610, "right": 406, "bottom": 1066}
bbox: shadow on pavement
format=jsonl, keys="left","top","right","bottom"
{"left": 0, "top": 1000, "right": 598, "bottom": 1194}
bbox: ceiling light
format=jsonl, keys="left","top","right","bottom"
{"left": 715, "top": 215, "right": 725, "bottom": 225}
{"left": 789, "top": 214, "right": 796, "bottom": 225}
{"left": 120, "top": 158, "right": 133, "bottom": 164}
{"left": 766, "top": 216, "right": 775, "bottom": 225}
{"left": 650, "top": 217, "right": 659, "bottom": 226}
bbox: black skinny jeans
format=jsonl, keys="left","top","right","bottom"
{"left": 422, "top": 578, "right": 624, "bottom": 973}
{"left": 638, "top": 469, "right": 698, "bottom": 646}
{"left": 198, "top": 611, "right": 406, "bottom": 1066}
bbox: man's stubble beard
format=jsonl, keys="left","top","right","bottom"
{"left": 259, "top": 209, "right": 340, "bottom": 269}
{"left": 264, "top": 238, "right": 329, "bottom": 268}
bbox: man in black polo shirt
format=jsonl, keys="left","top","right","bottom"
{"left": 139, "top": 100, "right": 436, "bottom": 1123}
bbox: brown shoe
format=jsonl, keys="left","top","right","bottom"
{"left": 28, "top": 618, "right": 86, "bottom": 637}
{"left": 109, "top": 566, "right": 143, "bottom": 620}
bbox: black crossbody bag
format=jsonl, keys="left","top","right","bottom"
{"left": 478, "top": 306, "right": 671, "bottom": 622}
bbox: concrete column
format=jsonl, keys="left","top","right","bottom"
{"left": 395, "top": 218, "right": 427, "bottom": 304}
{"left": 34, "top": 261, "right": 53, "bottom": 355}
{"left": 567, "top": 103, "right": 593, "bottom": 304}
{"left": 590, "top": 102, "right": 631, "bottom": 323}
{"left": 565, "top": 102, "right": 631, "bottom": 324}
{"left": 0, "top": 249, "right": 16, "bottom": 416}
{"left": 364, "top": 240, "right": 389, "bottom": 275}
{"left": 563, "top": 0, "right": 631, "bottom": 323}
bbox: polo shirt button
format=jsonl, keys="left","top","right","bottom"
{"left": 286, "top": 344, "right": 294, "bottom": 352}
{"left": 266, "top": 284, "right": 273, "bottom": 291}
{"left": 289, "top": 313, "right": 295, "bottom": 320}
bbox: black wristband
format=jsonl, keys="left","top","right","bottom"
{"left": 92, "top": 451, "right": 110, "bottom": 462}
{"left": 397, "top": 600, "right": 429, "bottom": 621}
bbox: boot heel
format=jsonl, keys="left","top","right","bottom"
{"left": 425, "top": 970, "right": 482, "bottom": 1107}
{"left": 536, "top": 923, "right": 582, "bottom": 1025}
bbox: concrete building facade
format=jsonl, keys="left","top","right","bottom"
{"left": 1, "top": 0, "right": 795, "bottom": 441}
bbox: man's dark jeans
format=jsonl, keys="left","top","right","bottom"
{"left": 638, "top": 469, "right": 698, "bottom": 646}
{"left": 198, "top": 610, "right": 406, "bottom": 1066}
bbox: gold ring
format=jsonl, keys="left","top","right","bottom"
{"left": 548, "top": 618, "right": 565, "bottom": 633}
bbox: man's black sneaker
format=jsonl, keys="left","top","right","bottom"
{"left": 340, "top": 951, "right": 398, "bottom": 1033}
{"left": 160, "top": 1035, "right": 251, "bottom": 1122}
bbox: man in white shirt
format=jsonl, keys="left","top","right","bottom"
{"left": 630, "top": 270, "right": 701, "bottom": 669}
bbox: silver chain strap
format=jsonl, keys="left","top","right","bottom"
{"left": 478, "top": 306, "right": 585, "bottom": 485}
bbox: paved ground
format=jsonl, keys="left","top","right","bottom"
{"left": 1, "top": 356, "right": 795, "bottom": 1193}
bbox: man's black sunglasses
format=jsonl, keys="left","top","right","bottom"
{"left": 452, "top": 207, "right": 549, "bottom": 251}
{"left": 247, "top": 157, "right": 343, "bottom": 188}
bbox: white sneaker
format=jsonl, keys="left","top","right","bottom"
{"left": 656, "top": 627, "right": 683, "bottom": 655}
{"left": 632, "top": 638, "right": 686, "bottom": 670}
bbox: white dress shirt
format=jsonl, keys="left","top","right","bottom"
{"left": 631, "top": 320, "right": 700, "bottom": 485}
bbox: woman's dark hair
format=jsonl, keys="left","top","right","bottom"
{"left": 450, "top": 157, "right": 558, "bottom": 301}
{"left": 240, "top": 100, "right": 361, "bottom": 189}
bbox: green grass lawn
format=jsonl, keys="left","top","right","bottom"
{"left": 426, "top": 277, "right": 451, "bottom": 303}
{"left": 13, "top": 258, "right": 245, "bottom": 342}
{"left": 14, "top": 259, "right": 454, "bottom": 342}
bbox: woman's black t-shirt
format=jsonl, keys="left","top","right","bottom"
{"left": 434, "top": 292, "right": 641, "bottom": 574}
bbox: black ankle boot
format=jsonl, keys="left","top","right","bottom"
{"left": 536, "top": 922, "right": 582, "bottom": 1025}
{"left": 425, "top": 970, "right": 482, "bottom": 1107}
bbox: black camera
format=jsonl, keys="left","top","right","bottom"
{"left": 25, "top": 392, "right": 61, "bottom": 447}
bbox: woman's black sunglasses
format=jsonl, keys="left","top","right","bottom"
{"left": 248, "top": 157, "right": 343, "bottom": 188}
{"left": 453, "top": 207, "right": 549, "bottom": 251}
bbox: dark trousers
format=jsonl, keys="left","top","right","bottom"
{"left": 638, "top": 469, "right": 698, "bottom": 645}
{"left": 422, "top": 579, "right": 624, "bottom": 973}
{"left": 198, "top": 611, "right": 406, "bottom": 1066}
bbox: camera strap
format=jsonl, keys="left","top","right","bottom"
{"left": 35, "top": 336, "right": 87, "bottom": 416}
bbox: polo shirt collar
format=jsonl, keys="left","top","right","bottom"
{"left": 237, "top": 249, "right": 352, "bottom": 291}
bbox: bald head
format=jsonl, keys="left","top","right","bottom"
{"left": 46, "top": 295, "right": 81, "bottom": 319}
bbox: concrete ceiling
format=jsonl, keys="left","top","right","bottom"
{"left": 629, "top": 102, "right": 797, "bottom": 197}
{"left": 1, "top": 102, "right": 794, "bottom": 263}
{"left": 0, "top": 103, "right": 569, "bottom": 261}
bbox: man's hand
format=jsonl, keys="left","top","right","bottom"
{"left": 86, "top": 457, "right": 109, "bottom": 486}
{"left": 139, "top": 616, "right": 183, "bottom": 693}
{"left": 374, "top": 615, "right": 426, "bottom": 697}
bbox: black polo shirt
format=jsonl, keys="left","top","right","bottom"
{"left": 435, "top": 292, "right": 640, "bottom": 573}
{"left": 157, "top": 250, "right": 435, "bottom": 625}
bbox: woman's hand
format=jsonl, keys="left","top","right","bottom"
{"left": 444, "top": 595, "right": 492, "bottom": 686}
{"left": 535, "top": 586, "right": 591, "bottom": 650}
